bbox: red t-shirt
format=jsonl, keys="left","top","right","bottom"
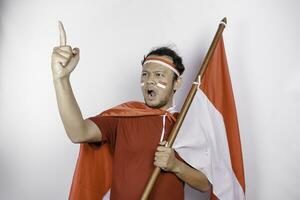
{"left": 88, "top": 113, "right": 184, "bottom": 200}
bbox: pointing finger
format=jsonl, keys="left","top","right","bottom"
{"left": 58, "top": 20, "right": 67, "bottom": 46}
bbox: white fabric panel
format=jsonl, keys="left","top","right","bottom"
{"left": 103, "top": 189, "right": 110, "bottom": 200}
{"left": 173, "top": 89, "right": 245, "bottom": 200}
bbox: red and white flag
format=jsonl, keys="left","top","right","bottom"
{"left": 173, "top": 35, "right": 246, "bottom": 200}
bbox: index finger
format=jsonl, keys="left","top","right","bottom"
{"left": 58, "top": 20, "right": 67, "bottom": 46}
{"left": 157, "top": 146, "right": 170, "bottom": 152}
{"left": 159, "top": 140, "right": 169, "bottom": 147}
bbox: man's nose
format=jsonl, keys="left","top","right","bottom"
{"left": 146, "top": 79, "right": 155, "bottom": 85}
{"left": 146, "top": 74, "right": 156, "bottom": 85}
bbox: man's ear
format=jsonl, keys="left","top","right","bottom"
{"left": 173, "top": 76, "right": 182, "bottom": 91}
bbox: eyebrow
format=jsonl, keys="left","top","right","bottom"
{"left": 141, "top": 70, "right": 166, "bottom": 73}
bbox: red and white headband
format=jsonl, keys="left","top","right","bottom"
{"left": 143, "top": 56, "right": 181, "bottom": 77}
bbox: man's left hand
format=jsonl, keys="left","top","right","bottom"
{"left": 154, "top": 141, "right": 180, "bottom": 172}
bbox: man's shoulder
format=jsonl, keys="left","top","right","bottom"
{"left": 114, "top": 101, "right": 147, "bottom": 109}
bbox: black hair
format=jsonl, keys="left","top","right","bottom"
{"left": 141, "top": 46, "right": 185, "bottom": 81}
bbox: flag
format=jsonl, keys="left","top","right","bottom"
{"left": 173, "top": 35, "right": 246, "bottom": 200}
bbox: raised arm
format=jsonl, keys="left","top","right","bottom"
{"left": 51, "top": 21, "right": 102, "bottom": 143}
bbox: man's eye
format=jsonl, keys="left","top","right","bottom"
{"left": 156, "top": 73, "right": 164, "bottom": 77}
{"left": 141, "top": 73, "right": 147, "bottom": 77}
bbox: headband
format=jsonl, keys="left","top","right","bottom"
{"left": 143, "top": 56, "right": 181, "bottom": 77}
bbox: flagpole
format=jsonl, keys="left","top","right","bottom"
{"left": 140, "top": 17, "right": 227, "bottom": 200}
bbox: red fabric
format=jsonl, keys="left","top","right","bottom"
{"left": 69, "top": 101, "right": 183, "bottom": 200}
{"left": 69, "top": 143, "right": 113, "bottom": 200}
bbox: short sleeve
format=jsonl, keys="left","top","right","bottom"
{"left": 88, "top": 114, "right": 119, "bottom": 147}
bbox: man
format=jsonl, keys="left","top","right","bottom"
{"left": 52, "top": 21, "right": 211, "bottom": 199}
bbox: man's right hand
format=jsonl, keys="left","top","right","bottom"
{"left": 51, "top": 21, "right": 80, "bottom": 80}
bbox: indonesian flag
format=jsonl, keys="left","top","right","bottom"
{"left": 173, "top": 35, "right": 246, "bottom": 200}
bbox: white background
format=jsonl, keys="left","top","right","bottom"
{"left": 0, "top": 0, "right": 299, "bottom": 199}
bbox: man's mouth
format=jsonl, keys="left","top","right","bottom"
{"left": 147, "top": 89, "right": 157, "bottom": 99}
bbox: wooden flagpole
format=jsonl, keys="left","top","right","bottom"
{"left": 140, "top": 17, "right": 227, "bottom": 200}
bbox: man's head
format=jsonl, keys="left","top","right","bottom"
{"left": 140, "top": 47, "right": 185, "bottom": 110}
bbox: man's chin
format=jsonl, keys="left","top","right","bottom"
{"left": 145, "top": 100, "right": 165, "bottom": 109}
{"left": 145, "top": 101, "right": 157, "bottom": 108}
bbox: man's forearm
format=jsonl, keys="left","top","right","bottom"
{"left": 53, "top": 76, "right": 86, "bottom": 142}
{"left": 173, "top": 159, "right": 211, "bottom": 192}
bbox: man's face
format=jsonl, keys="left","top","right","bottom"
{"left": 141, "top": 56, "right": 178, "bottom": 109}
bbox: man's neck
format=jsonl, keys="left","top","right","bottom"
{"left": 158, "top": 98, "right": 174, "bottom": 111}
